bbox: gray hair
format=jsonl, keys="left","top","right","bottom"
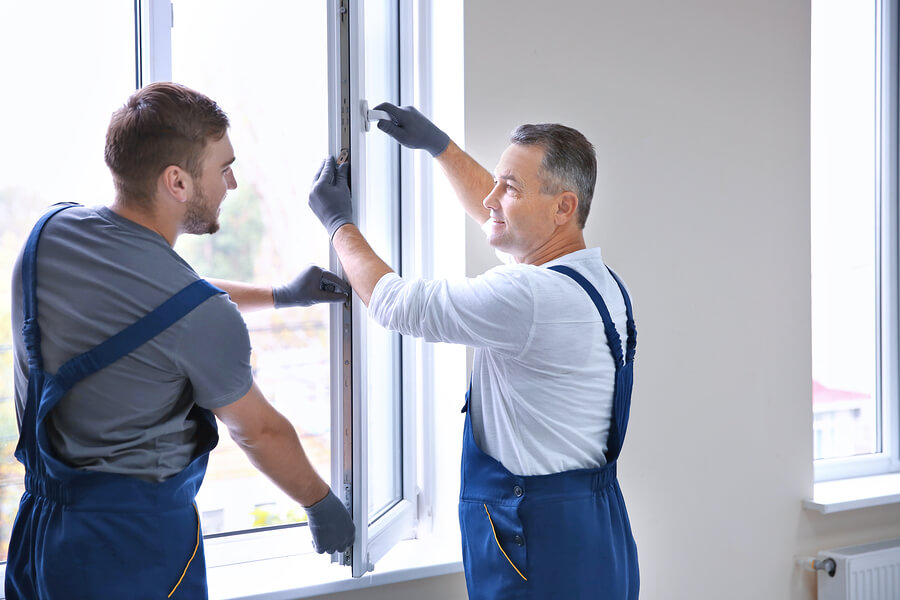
{"left": 509, "top": 123, "right": 596, "bottom": 228}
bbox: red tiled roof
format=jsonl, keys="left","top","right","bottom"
{"left": 812, "top": 379, "right": 870, "bottom": 404}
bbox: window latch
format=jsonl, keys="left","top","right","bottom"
{"left": 361, "top": 100, "right": 390, "bottom": 132}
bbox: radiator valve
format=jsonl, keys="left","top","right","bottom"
{"left": 796, "top": 556, "right": 836, "bottom": 577}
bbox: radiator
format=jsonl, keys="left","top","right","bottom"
{"left": 817, "top": 537, "right": 900, "bottom": 600}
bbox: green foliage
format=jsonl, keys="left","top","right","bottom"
{"left": 176, "top": 185, "right": 265, "bottom": 281}
{"left": 250, "top": 505, "right": 306, "bottom": 528}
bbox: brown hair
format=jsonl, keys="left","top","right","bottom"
{"left": 104, "top": 82, "right": 229, "bottom": 207}
{"left": 510, "top": 123, "right": 596, "bottom": 228}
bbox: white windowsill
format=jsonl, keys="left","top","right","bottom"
{"left": 207, "top": 535, "right": 463, "bottom": 600}
{"left": 803, "top": 472, "right": 900, "bottom": 514}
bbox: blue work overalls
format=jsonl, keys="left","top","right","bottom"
{"left": 458, "top": 264, "right": 638, "bottom": 600}
{"left": 6, "top": 204, "right": 223, "bottom": 600}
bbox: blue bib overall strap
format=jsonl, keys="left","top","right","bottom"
{"left": 6, "top": 204, "right": 224, "bottom": 600}
{"left": 458, "top": 264, "right": 638, "bottom": 600}
{"left": 14, "top": 203, "right": 80, "bottom": 467}
{"left": 548, "top": 264, "right": 636, "bottom": 462}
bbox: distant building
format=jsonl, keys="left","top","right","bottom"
{"left": 813, "top": 379, "right": 875, "bottom": 460}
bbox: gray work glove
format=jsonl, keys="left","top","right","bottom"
{"left": 308, "top": 156, "right": 353, "bottom": 239}
{"left": 373, "top": 102, "right": 450, "bottom": 157}
{"left": 273, "top": 265, "right": 350, "bottom": 308}
{"left": 305, "top": 488, "right": 355, "bottom": 554}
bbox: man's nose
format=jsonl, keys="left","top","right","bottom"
{"left": 227, "top": 171, "right": 237, "bottom": 190}
{"left": 483, "top": 183, "right": 502, "bottom": 210}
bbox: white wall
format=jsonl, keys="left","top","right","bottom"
{"left": 310, "top": 1, "right": 900, "bottom": 599}
{"left": 462, "top": 1, "right": 900, "bottom": 599}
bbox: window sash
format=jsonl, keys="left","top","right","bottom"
{"left": 137, "top": 0, "right": 418, "bottom": 572}
{"left": 329, "top": 0, "right": 418, "bottom": 577}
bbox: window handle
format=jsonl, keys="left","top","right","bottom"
{"left": 361, "top": 100, "right": 391, "bottom": 132}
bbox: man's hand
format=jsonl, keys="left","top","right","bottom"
{"left": 309, "top": 156, "right": 353, "bottom": 239}
{"left": 305, "top": 489, "right": 355, "bottom": 554}
{"left": 374, "top": 102, "right": 450, "bottom": 157}
{"left": 273, "top": 265, "right": 350, "bottom": 307}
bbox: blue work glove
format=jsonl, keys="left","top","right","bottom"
{"left": 305, "top": 488, "right": 355, "bottom": 554}
{"left": 308, "top": 156, "right": 353, "bottom": 239}
{"left": 373, "top": 102, "right": 450, "bottom": 157}
{"left": 273, "top": 265, "right": 350, "bottom": 307}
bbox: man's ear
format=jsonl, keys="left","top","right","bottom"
{"left": 554, "top": 191, "right": 579, "bottom": 225}
{"left": 159, "top": 165, "right": 191, "bottom": 204}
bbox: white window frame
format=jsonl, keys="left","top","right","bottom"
{"left": 137, "top": 0, "right": 418, "bottom": 574}
{"left": 136, "top": 0, "right": 171, "bottom": 86}
{"left": 813, "top": 0, "right": 900, "bottom": 485}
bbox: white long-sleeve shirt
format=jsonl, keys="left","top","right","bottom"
{"left": 368, "top": 247, "right": 630, "bottom": 476}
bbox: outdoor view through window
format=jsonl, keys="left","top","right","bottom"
{"left": 170, "top": 0, "right": 332, "bottom": 537}
{"left": 810, "top": 0, "right": 878, "bottom": 462}
{"left": 0, "top": 0, "right": 333, "bottom": 561}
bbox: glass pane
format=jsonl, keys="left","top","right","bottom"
{"left": 362, "top": 0, "right": 402, "bottom": 522}
{"left": 0, "top": 2, "right": 135, "bottom": 562}
{"left": 810, "top": 0, "right": 877, "bottom": 460}
{"left": 170, "top": 0, "right": 332, "bottom": 535}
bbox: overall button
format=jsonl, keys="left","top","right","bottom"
{"left": 513, "top": 485, "right": 524, "bottom": 497}
{"left": 514, "top": 535, "right": 525, "bottom": 546}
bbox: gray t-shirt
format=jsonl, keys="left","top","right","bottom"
{"left": 11, "top": 205, "right": 253, "bottom": 481}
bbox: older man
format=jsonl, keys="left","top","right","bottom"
{"left": 7, "top": 82, "right": 354, "bottom": 600}
{"left": 308, "top": 104, "right": 638, "bottom": 599}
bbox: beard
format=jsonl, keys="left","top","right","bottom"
{"left": 182, "top": 183, "right": 220, "bottom": 235}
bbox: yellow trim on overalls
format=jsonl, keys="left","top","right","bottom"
{"left": 168, "top": 503, "right": 201, "bottom": 598}
{"left": 483, "top": 504, "right": 527, "bottom": 581}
